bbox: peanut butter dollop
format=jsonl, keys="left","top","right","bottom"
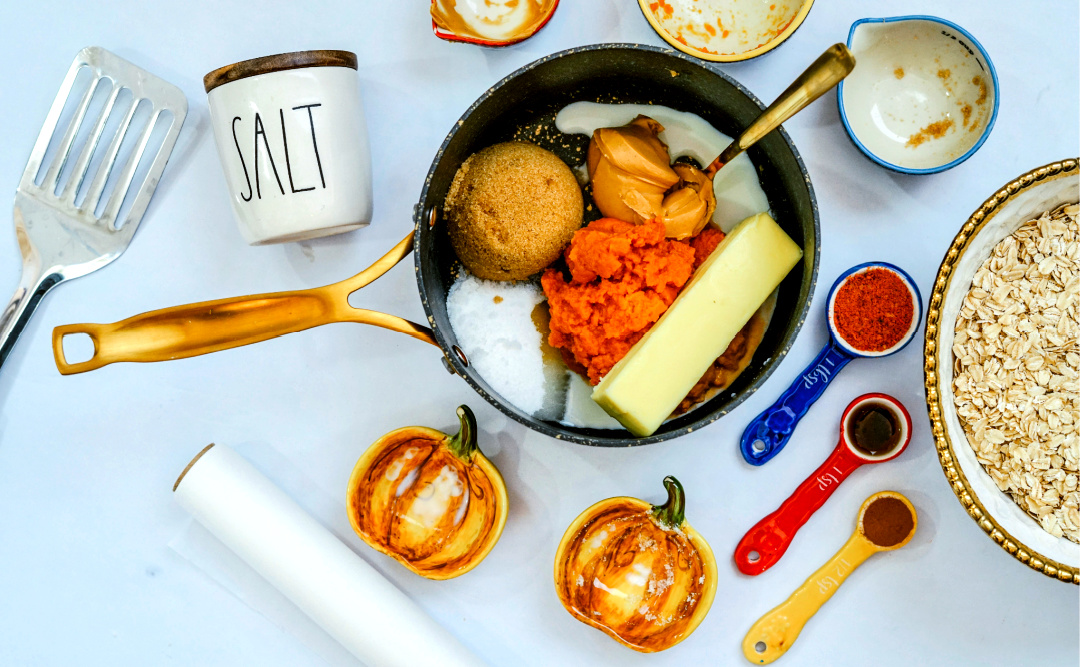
{"left": 587, "top": 115, "right": 715, "bottom": 239}
{"left": 662, "top": 163, "right": 716, "bottom": 239}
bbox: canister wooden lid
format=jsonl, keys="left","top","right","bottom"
{"left": 204, "top": 50, "right": 358, "bottom": 93}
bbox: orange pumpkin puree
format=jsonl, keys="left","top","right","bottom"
{"left": 541, "top": 218, "right": 723, "bottom": 384}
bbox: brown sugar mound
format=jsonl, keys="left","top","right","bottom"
{"left": 445, "top": 142, "right": 583, "bottom": 281}
{"left": 541, "top": 218, "right": 699, "bottom": 384}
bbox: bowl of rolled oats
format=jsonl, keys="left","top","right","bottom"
{"left": 925, "top": 158, "right": 1079, "bottom": 583}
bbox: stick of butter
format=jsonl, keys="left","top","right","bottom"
{"left": 592, "top": 213, "right": 803, "bottom": 437}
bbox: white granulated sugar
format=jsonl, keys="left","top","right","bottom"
{"left": 447, "top": 272, "right": 554, "bottom": 417}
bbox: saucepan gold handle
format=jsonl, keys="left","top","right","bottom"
{"left": 52, "top": 232, "right": 437, "bottom": 375}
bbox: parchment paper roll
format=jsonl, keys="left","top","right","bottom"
{"left": 174, "top": 443, "right": 483, "bottom": 667}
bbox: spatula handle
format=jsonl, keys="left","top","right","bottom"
{"left": 51, "top": 286, "right": 437, "bottom": 375}
{"left": 0, "top": 262, "right": 62, "bottom": 373}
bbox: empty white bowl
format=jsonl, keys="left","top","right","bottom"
{"left": 838, "top": 16, "right": 999, "bottom": 174}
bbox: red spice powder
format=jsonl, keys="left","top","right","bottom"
{"left": 832, "top": 268, "right": 914, "bottom": 352}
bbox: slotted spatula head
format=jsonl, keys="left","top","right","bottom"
{"left": 15, "top": 46, "right": 187, "bottom": 277}
{"left": 1, "top": 47, "right": 187, "bottom": 370}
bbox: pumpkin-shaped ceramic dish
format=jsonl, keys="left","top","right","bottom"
{"left": 346, "top": 405, "right": 508, "bottom": 579}
{"left": 553, "top": 476, "right": 717, "bottom": 651}
{"left": 637, "top": 0, "right": 814, "bottom": 63}
{"left": 924, "top": 159, "right": 1079, "bottom": 583}
{"left": 838, "top": 15, "right": 999, "bottom": 174}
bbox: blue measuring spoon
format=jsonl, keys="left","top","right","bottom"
{"left": 740, "top": 262, "right": 922, "bottom": 466}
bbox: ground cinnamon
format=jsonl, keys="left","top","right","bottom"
{"left": 906, "top": 118, "right": 954, "bottom": 147}
{"left": 832, "top": 268, "right": 914, "bottom": 352}
{"left": 861, "top": 497, "right": 914, "bottom": 547}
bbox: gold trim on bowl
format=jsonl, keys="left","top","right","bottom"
{"left": 923, "top": 158, "right": 1079, "bottom": 584}
{"left": 637, "top": 0, "right": 814, "bottom": 63}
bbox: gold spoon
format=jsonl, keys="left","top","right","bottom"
{"left": 704, "top": 43, "right": 856, "bottom": 177}
{"left": 741, "top": 491, "right": 917, "bottom": 664}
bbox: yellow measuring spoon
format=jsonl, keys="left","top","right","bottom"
{"left": 742, "top": 491, "right": 917, "bottom": 664}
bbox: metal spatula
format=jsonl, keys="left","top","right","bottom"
{"left": 0, "top": 46, "right": 187, "bottom": 371}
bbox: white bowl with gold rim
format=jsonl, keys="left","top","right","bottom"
{"left": 637, "top": 0, "right": 814, "bottom": 63}
{"left": 839, "top": 16, "right": 999, "bottom": 174}
{"left": 924, "top": 159, "right": 1079, "bottom": 583}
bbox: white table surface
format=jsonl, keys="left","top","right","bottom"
{"left": 0, "top": 1, "right": 1077, "bottom": 665}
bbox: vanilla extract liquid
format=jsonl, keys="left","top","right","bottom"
{"left": 848, "top": 403, "right": 901, "bottom": 456}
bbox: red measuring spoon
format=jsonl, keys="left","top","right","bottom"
{"left": 734, "top": 393, "right": 912, "bottom": 576}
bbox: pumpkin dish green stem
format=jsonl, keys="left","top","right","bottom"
{"left": 652, "top": 476, "right": 686, "bottom": 529}
{"left": 448, "top": 405, "right": 478, "bottom": 461}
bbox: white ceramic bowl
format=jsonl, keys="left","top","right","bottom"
{"left": 839, "top": 16, "right": 999, "bottom": 174}
{"left": 637, "top": 0, "right": 814, "bottom": 63}
{"left": 925, "top": 159, "right": 1079, "bottom": 583}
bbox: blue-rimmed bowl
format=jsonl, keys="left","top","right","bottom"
{"left": 838, "top": 16, "right": 999, "bottom": 174}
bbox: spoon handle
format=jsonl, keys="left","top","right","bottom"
{"left": 734, "top": 443, "right": 863, "bottom": 575}
{"left": 742, "top": 534, "right": 877, "bottom": 665}
{"left": 706, "top": 44, "right": 856, "bottom": 175}
{"left": 740, "top": 340, "right": 855, "bottom": 465}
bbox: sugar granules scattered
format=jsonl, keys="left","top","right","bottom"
{"left": 446, "top": 272, "right": 565, "bottom": 419}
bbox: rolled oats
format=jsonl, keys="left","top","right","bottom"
{"left": 953, "top": 202, "right": 1080, "bottom": 543}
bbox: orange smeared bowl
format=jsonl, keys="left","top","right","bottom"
{"left": 347, "top": 405, "right": 508, "bottom": 580}
{"left": 431, "top": 0, "right": 560, "bottom": 47}
{"left": 638, "top": 0, "right": 814, "bottom": 63}
{"left": 553, "top": 476, "right": 717, "bottom": 652}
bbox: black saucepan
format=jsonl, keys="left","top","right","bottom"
{"left": 415, "top": 43, "right": 819, "bottom": 447}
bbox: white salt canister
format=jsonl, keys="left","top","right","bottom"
{"left": 204, "top": 50, "right": 372, "bottom": 245}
